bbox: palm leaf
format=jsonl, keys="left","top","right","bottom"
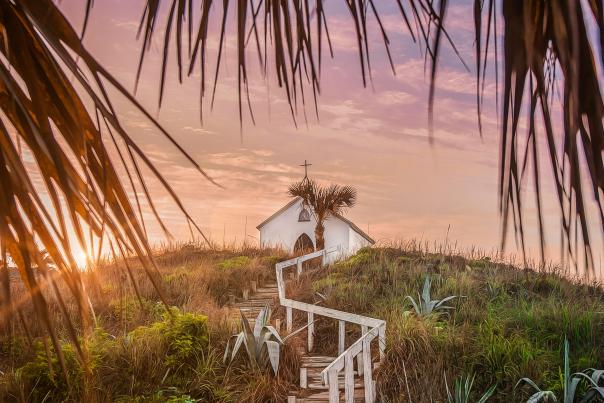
{"left": 136, "top": 0, "right": 604, "bottom": 273}
{"left": 0, "top": 0, "right": 215, "bottom": 381}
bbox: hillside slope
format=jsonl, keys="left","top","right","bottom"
{"left": 0, "top": 243, "right": 602, "bottom": 402}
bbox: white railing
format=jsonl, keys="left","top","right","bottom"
{"left": 275, "top": 247, "right": 386, "bottom": 403}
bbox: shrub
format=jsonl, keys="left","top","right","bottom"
{"left": 127, "top": 308, "right": 209, "bottom": 370}
{"left": 218, "top": 256, "right": 250, "bottom": 271}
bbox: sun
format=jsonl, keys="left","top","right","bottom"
{"left": 73, "top": 248, "right": 89, "bottom": 270}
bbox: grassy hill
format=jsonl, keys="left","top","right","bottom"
{"left": 0, "top": 243, "right": 602, "bottom": 402}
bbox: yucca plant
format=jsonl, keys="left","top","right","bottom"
{"left": 5, "top": 0, "right": 604, "bottom": 379}
{"left": 224, "top": 306, "right": 299, "bottom": 374}
{"left": 445, "top": 373, "right": 496, "bottom": 403}
{"left": 405, "top": 275, "right": 457, "bottom": 317}
{"left": 516, "top": 337, "right": 604, "bottom": 402}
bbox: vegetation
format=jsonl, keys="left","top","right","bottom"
{"left": 0, "top": 243, "right": 602, "bottom": 401}
{"left": 515, "top": 337, "right": 604, "bottom": 402}
{"left": 3, "top": 0, "right": 604, "bottom": 371}
{"left": 304, "top": 245, "right": 604, "bottom": 402}
{"left": 224, "top": 306, "right": 283, "bottom": 374}
{"left": 0, "top": 243, "right": 299, "bottom": 402}
{"left": 445, "top": 373, "right": 496, "bottom": 403}
{"left": 405, "top": 275, "right": 458, "bottom": 318}
{"left": 288, "top": 179, "right": 357, "bottom": 250}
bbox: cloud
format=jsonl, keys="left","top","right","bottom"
{"left": 183, "top": 126, "right": 215, "bottom": 134}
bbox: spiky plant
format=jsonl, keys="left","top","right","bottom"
{"left": 515, "top": 337, "right": 604, "bottom": 402}
{"left": 445, "top": 373, "right": 496, "bottom": 403}
{"left": 224, "top": 306, "right": 295, "bottom": 374}
{"left": 288, "top": 179, "right": 357, "bottom": 250}
{"left": 5, "top": 0, "right": 604, "bottom": 378}
{"left": 405, "top": 275, "right": 457, "bottom": 317}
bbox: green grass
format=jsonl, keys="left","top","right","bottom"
{"left": 308, "top": 247, "right": 604, "bottom": 402}
{"left": 0, "top": 243, "right": 602, "bottom": 402}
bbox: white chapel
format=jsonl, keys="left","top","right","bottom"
{"left": 256, "top": 196, "right": 374, "bottom": 264}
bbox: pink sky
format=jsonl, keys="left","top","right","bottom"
{"left": 58, "top": 0, "right": 601, "bottom": 266}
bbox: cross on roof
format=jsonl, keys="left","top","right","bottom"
{"left": 300, "top": 160, "right": 312, "bottom": 179}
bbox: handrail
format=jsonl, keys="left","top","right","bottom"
{"left": 275, "top": 248, "right": 386, "bottom": 403}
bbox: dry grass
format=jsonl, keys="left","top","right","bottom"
{"left": 304, "top": 242, "right": 604, "bottom": 402}
{"left": 0, "top": 242, "right": 293, "bottom": 402}
{"left": 1, "top": 241, "right": 603, "bottom": 402}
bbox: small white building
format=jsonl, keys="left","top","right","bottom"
{"left": 257, "top": 197, "right": 374, "bottom": 263}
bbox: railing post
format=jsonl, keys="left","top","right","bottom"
{"left": 296, "top": 259, "right": 302, "bottom": 276}
{"left": 338, "top": 320, "right": 346, "bottom": 355}
{"left": 378, "top": 324, "right": 386, "bottom": 361}
{"left": 363, "top": 339, "right": 374, "bottom": 402}
{"left": 328, "top": 370, "right": 339, "bottom": 403}
{"left": 321, "top": 249, "right": 326, "bottom": 266}
{"left": 307, "top": 312, "right": 314, "bottom": 352}
{"left": 286, "top": 306, "right": 292, "bottom": 333}
{"left": 358, "top": 325, "right": 368, "bottom": 376}
{"left": 300, "top": 367, "right": 308, "bottom": 388}
{"left": 344, "top": 351, "right": 355, "bottom": 403}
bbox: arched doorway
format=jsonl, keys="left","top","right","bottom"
{"left": 294, "top": 233, "right": 314, "bottom": 253}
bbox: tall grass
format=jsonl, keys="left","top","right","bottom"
{"left": 1, "top": 241, "right": 602, "bottom": 402}
{"left": 0, "top": 242, "right": 295, "bottom": 402}
{"left": 306, "top": 244, "right": 604, "bottom": 402}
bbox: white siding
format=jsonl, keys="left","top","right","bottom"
{"left": 348, "top": 227, "right": 372, "bottom": 255}
{"left": 258, "top": 198, "right": 371, "bottom": 264}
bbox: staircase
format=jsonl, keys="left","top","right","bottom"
{"left": 229, "top": 281, "right": 280, "bottom": 326}
{"left": 276, "top": 248, "right": 386, "bottom": 403}
{"left": 227, "top": 249, "right": 386, "bottom": 403}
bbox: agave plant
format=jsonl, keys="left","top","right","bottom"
{"left": 516, "top": 337, "right": 604, "bottom": 402}
{"left": 405, "top": 275, "right": 457, "bottom": 317}
{"left": 224, "top": 306, "right": 302, "bottom": 374}
{"left": 445, "top": 373, "right": 496, "bottom": 403}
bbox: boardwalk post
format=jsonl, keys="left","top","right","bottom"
{"left": 286, "top": 306, "right": 292, "bottom": 333}
{"left": 363, "top": 339, "right": 373, "bottom": 402}
{"left": 328, "top": 370, "right": 339, "bottom": 403}
{"left": 307, "top": 312, "right": 314, "bottom": 352}
{"left": 344, "top": 351, "right": 355, "bottom": 403}
{"left": 275, "top": 318, "right": 281, "bottom": 333}
{"left": 378, "top": 324, "right": 386, "bottom": 361}
{"left": 338, "top": 320, "right": 346, "bottom": 355}
{"left": 300, "top": 367, "right": 308, "bottom": 388}
{"left": 358, "top": 325, "right": 368, "bottom": 376}
{"left": 296, "top": 259, "right": 302, "bottom": 276}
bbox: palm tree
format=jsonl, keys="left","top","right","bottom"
{"left": 288, "top": 179, "right": 357, "bottom": 250}
{"left": 2, "top": 0, "right": 604, "bottom": 376}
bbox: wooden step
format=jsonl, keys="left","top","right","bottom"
{"left": 291, "top": 388, "right": 366, "bottom": 403}
{"left": 301, "top": 356, "right": 337, "bottom": 368}
{"left": 255, "top": 287, "right": 278, "bottom": 293}
{"left": 234, "top": 300, "right": 275, "bottom": 307}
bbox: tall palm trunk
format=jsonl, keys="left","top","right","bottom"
{"left": 315, "top": 222, "right": 325, "bottom": 250}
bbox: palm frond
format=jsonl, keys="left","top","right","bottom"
{"left": 139, "top": 0, "right": 604, "bottom": 273}
{"left": 0, "top": 0, "right": 212, "bottom": 376}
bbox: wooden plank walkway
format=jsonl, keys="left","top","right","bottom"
{"left": 228, "top": 277, "right": 372, "bottom": 402}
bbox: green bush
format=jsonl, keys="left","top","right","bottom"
{"left": 218, "top": 256, "right": 250, "bottom": 270}
{"left": 127, "top": 308, "right": 209, "bottom": 369}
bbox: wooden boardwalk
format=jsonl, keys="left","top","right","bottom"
{"left": 230, "top": 252, "right": 383, "bottom": 403}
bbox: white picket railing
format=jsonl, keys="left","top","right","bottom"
{"left": 275, "top": 247, "right": 386, "bottom": 403}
